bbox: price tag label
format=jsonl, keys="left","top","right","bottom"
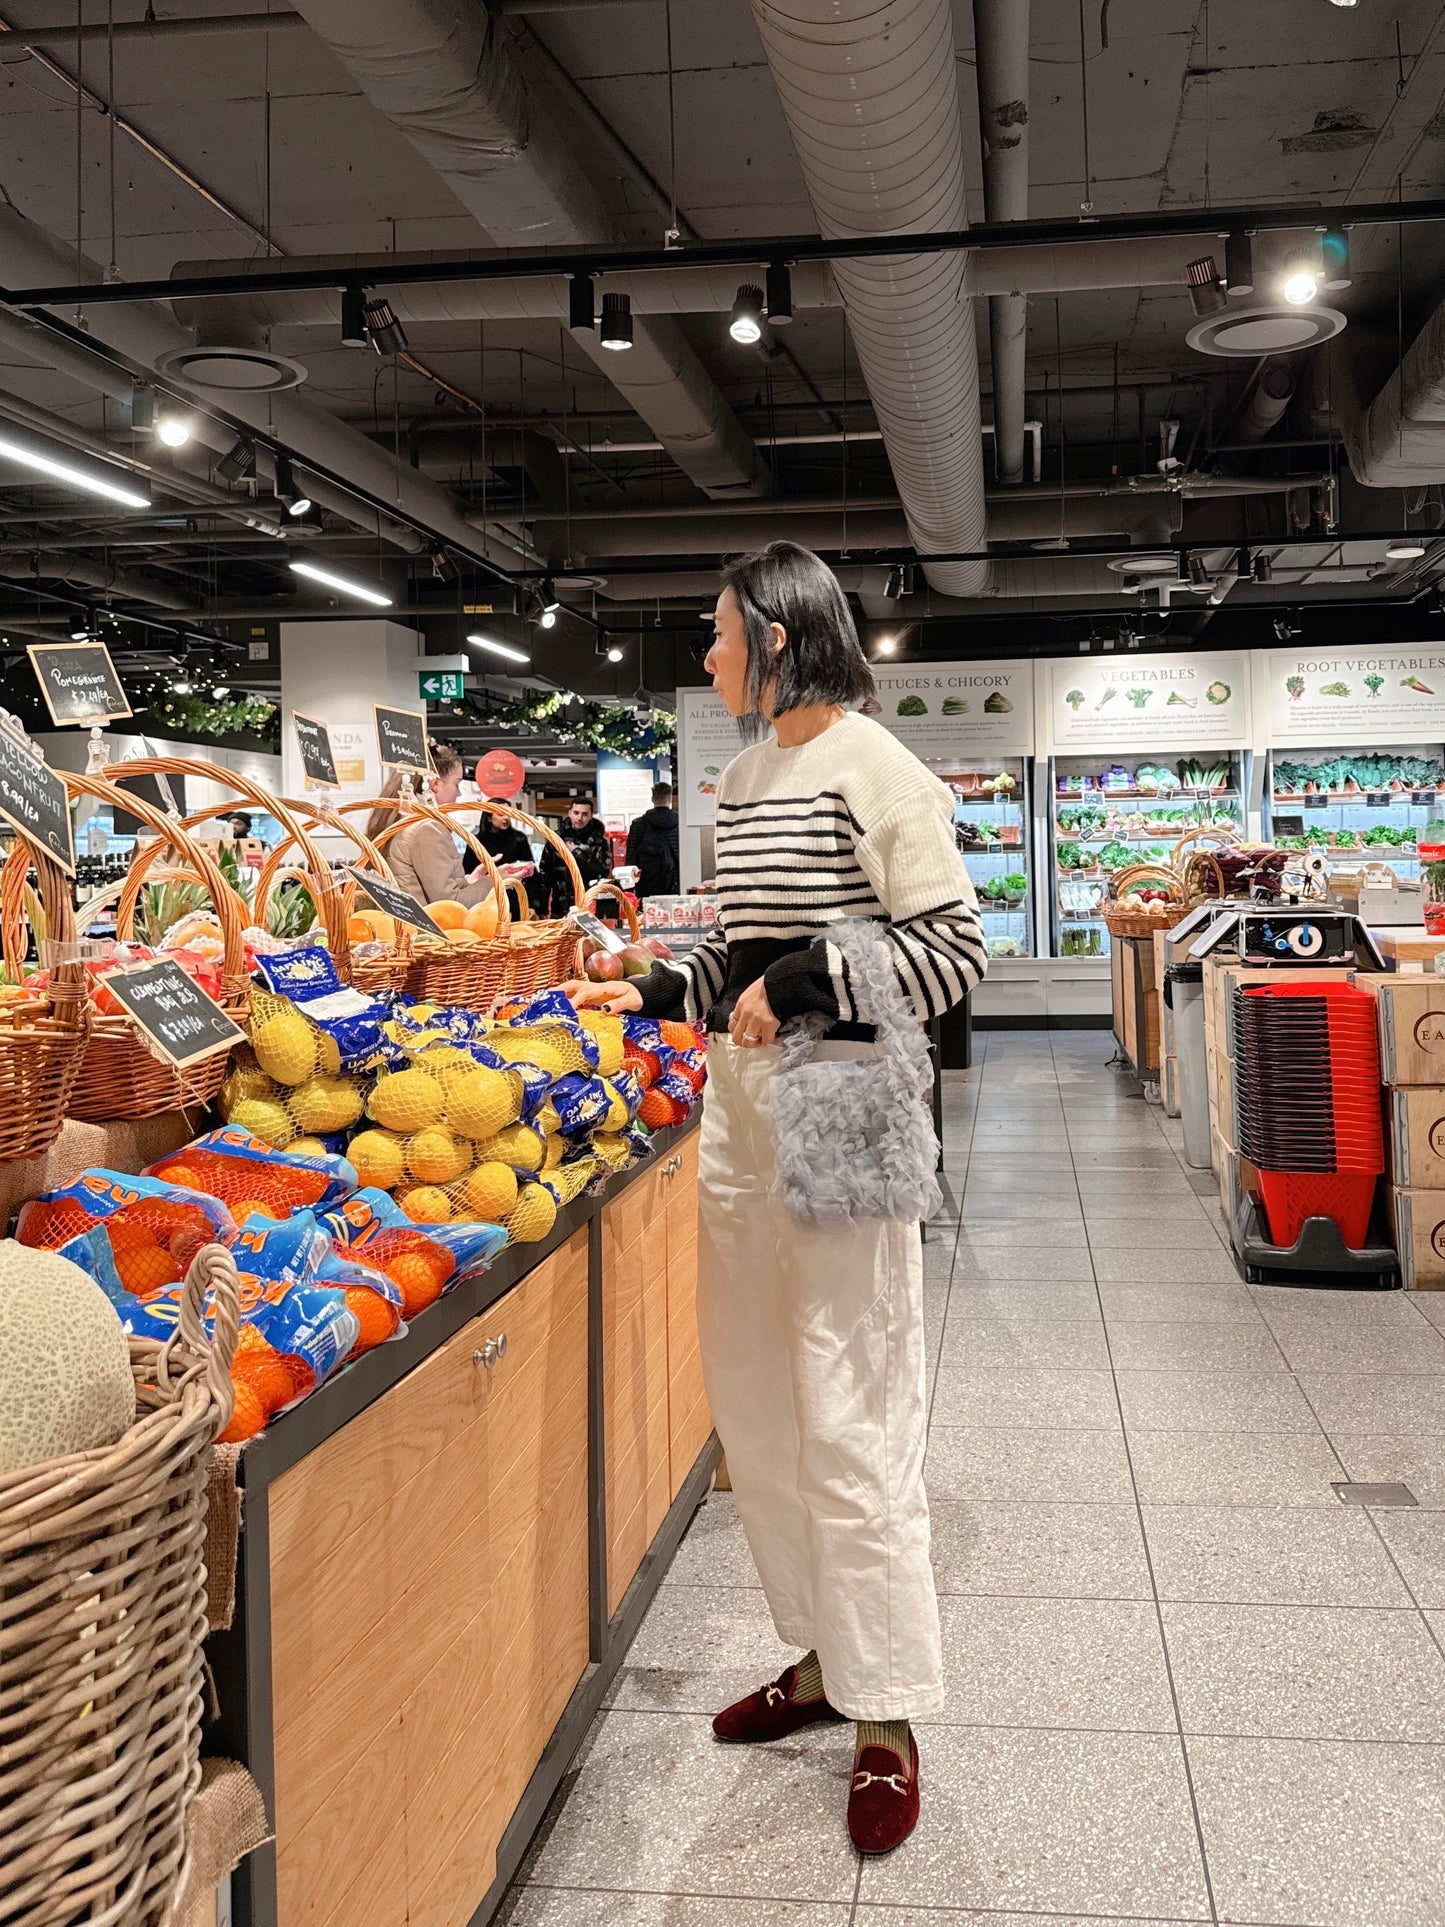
{"left": 1366, "top": 792, "right": 1393, "bottom": 808}
{"left": 292, "top": 711, "right": 339, "bottom": 788}
{"left": 1304, "top": 794, "right": 1330, "bottom": 811}
{"left": 104, "top": 960, "right": 244, "bottom": 1067}
{"left": 27, "top": 640, "right": 131, "bottom": 726}
{"left": 342, "top": 865, "right": 444, "bottom": 937}
{"left": 0, "top": 727, "right": 75, "bottom": 874}
{"left": 373, "top": 704, "right": 430, "bottom": 773}
{"left": 1413, "top": 790, "right": 1438, "bottom": 808}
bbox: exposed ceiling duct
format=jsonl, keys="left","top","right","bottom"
{"left": 286, "top": 0, "right": 770, "bottom": 502}
{"left": 1339, "top": 300, "right": 1445, "bottom": 488}
{"left": 972, "top": 0, "right": 1030, "bottom": 486}
{"left": 0, "top": 551, "right": 198, "bottom": 614}
{"left": 750, "top": 0, "right": 990, "bottom": 597}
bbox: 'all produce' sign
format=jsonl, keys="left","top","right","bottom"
{"left": 1267, "top": 645, "right": 1445, "bottom": 746}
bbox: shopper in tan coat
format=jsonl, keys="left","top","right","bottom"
{"left": 366, "top": 745, "right": 494, "bottom": 909}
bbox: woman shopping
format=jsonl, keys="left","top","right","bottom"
{"left": 566, "top": 541, "right": 986, "bottom": 1856}
{"left": 365, "top": 744, "right": 496, "bottom": 910}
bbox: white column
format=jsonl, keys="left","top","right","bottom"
{"left": 279, "top": 619, "right": 426, "bottom": 826}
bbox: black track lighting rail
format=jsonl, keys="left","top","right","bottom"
{"left": 6, "top": 195, "right": 1445, "bottom": 309}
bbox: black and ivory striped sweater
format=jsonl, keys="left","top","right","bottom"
{"left": 636, "top": 711, "right": 988, "bottom": 1033}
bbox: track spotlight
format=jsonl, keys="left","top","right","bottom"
{"left": 1224, "top": 232, "right": 1254, "bottom": 297}
{"left": 765, "top": 261, "right": 794, "bottom": 326}
{"left": 340, "top": 286, "right": 368, "bottom": 348}
{"left": 273, "top": 454, "right": 313, "bottom": 518}
{"left": 1279, "top": 250, "right": 1320, "bottom": 306}
{"left": 1320, "top": 226, "right": 1352, "bottom": 290}
{"left": 1236, "top": 546, "right": 1253, "bottom": 578}
{"left": 155, "top": 410, "right": 192, "bottom": 448}
{"left": 874, "top": 634, "right": 898, "bottom": 657}
{"left": 885, "top": 566, "right": 904, "bottom": 601}
{"left": 1273, "top": 614, "right": 1301, "bottom": 641}
{"left": 1253, "top": 553, "right": 1274, "bottom": 582}
{"left": 568, "top": 272, "right": 596, "bottom": 332}
{"left": 172, "top": 673, "right": 194, "bottom": 695}
{"left": 1188, "top": 553, "right": 1210, "bottom": 588}
{"left": 429, "top": 549, "right": 457, "bottom": 583}
{"left": 69, "top": 608, "right": 95, "bottom": 641}
{"left": 599, "top": 292, "right": 634, "bottom": 351}
{"left": 1186, "top": 258, "right": 1225, "bottom": 318}
{"left": 606, "top": 644, "right": 624, "bottom": 663}
{"left": 363, "top": 296, "right": 408, "bottom": 356}
{"left": 541, "top": 577, "right": 561, "bottom": 617}
{"left": 216, "top": 436, "right": 256, "bottom": 484}
{"left": 729, "top": 284, "right": 765, "bottom": 346}
{"left": 129, "top": 384, "right": 155, "bottom": 432}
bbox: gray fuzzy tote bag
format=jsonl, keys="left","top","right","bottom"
{"left": 770, "top": 919, "right": 942, "bottom": 1226}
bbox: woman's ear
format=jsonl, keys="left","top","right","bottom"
{"left": 768, "top": 620, "right": 787, "bottom": 659}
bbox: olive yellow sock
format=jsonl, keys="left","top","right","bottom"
{"left": 793, "top": 1649, "right": 825, "bottom": 1702}
{"left": 856, "top": 1719, "right": 911, "bottom": 1762}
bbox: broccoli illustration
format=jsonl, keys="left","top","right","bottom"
{"left": 1285, "top": 675, "right": 1306, "bottom": 701}
{"left": 1126, "top": 689, "right": 1152, "bottom": 709}
{"left": 1205, "top": 681, "right": 1231, "bottom": 705}
{"left": 1320, "top": 681, "right": 1352, "bottom": 698}
{"left": 896, "top": 694, "right": 928, "bottom": 716}
{"left": 1065, "top": 689, "right": 1086, "bottom": 711}
{"left": 1365, "top": 674, "right": 1386, "bottom": 698}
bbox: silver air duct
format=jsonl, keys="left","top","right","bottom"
{"left": 972, "top": 0, "right": 1030, "bottom": 485}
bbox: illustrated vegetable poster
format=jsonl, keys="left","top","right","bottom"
{"left": 866, "top": 660, "right": 1034, "bottom": 757}
{"left": 1265, "top": 643, "right": 1445, "bottom": 747}
{"left": 1048, "top": 650, "right": 1251, "bottom": 752}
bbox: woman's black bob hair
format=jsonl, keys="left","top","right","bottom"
{"left": 720, "top": 541, "right": 876, "bottom": 718}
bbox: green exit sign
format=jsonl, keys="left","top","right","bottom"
{"left": 419, "top": 670, "right": 464, "bottom": 700}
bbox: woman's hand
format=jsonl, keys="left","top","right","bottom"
{"left": 727, "top": 978, "right": 778, "bottom": 1048}
{"left": 561, "top": 978, "right": 644, "bottom": 1015}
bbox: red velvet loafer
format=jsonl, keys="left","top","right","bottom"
{"left": 712, "top": 1664, "right": 846, "bottom": 1744}
{"left": 848, "top": 1732, "right": 920, "bottom": 1855}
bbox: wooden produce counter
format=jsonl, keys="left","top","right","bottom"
{"left": 1110, "top": 934, "right": 1161, "bottom": 1081}
{"left": 210, "top": 1120, "right": 714, "bottom": 1927}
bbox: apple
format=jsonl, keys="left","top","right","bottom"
{"left": 640, "top": 936, "right": 674, "bottom": 960}
{"left": 585, "top": 950, "right": 624, "bottom": 983}
{"left": 619, "top": 943, "right": 657, "bottom": 978}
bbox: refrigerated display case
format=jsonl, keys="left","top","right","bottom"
{"left": 1265, "top": 745, "right": 1443, "bottom": 879}
{"left": 946, "top": 756, "right": 1032, "bottom": 959}
{"left": 1049, "top": 751, "right": 1246, "bottom": 958}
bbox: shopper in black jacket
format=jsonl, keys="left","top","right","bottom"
{"left": 625, "top": 783, "right": 681, "bottom": 899}
{"left": 538, "top": 796, "right": 611, "bottom": 914}
{"left": 462, "top": 799, "right": 545, "bottom": 912}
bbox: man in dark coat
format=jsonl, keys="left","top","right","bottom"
{"left": 625, "top": 783, "right": 681, "bottom": 899}
{"left": 538, "top": 795, "right": 611, "bottom": 915}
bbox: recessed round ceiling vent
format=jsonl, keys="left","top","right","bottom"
{"left": 155, "top": 346, "right": 308, "bottom": 392}
{"left": 1106, "top": 554, "right": 1177, "bottom": 575}
{"left": 1186, "top": 302, "right": 1346, "bottom": 358}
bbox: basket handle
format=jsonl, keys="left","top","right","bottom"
{"left": 473, "top": 798, "right": 586, "bottom": 910}
{"left": 0, "top": 824, "right": 86, "bottom": 1023}
{"left": 158, "top": 1241, "right": 241, "bottom": 1427}
{"left": 501, "top": 876, "right": 532, "bottom": 923}
{"left": 1111, "top": 862, "right": 1182, "bottom": 902}
{"left": 582, "top": 879, "right": 641, "bottom": 939}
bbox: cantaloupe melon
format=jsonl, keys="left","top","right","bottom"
{"left": 463, "top": 896, "right": 499, "bottom": 940}
{"left": 425, "top": 899, "right": 468, "bottom": 931}
{"left": 0, "top": 1241, "right": 135, "bottom": 1477}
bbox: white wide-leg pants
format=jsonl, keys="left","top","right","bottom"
{"left": 696, "top": 1038, "right": 944, "bottom": 1721}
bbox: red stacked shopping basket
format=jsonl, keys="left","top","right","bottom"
{"left": 1232, "top": 981, "right": 1385, "bottom": 1250}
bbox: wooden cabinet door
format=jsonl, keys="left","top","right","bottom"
{"left": 601, "top": 1160, "right": 673, "bottom": 1617}
{"left": 664, "top": 1134, "right": 713, "bottom": 1499}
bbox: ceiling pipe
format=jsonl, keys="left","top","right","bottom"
{"left": 0, "top": 13, "right": 309, "bottom": 51}
{"left": 0, "top": 207, "right": 516, "bottom": 570}
{"left": 1235, "top": 363, "right": 1297, "bottom": 447}
{"left": 1336, "top": 302, "right": 1445, "bottom": 487}
{"left": 0, "top": 551, "right": 199, "bottom": 613}
{"left": 972, "top": 0, "right": 1030, "bottom": 486}
{"left": 285, "top": 0, "right": 769, "bottom": 502}
{"left": 750, "top": 0, "right": 991, "bottom": 597}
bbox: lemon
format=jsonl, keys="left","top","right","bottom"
{"left": 348, "top": 1128, "right": 407, "bottom": 1190}
{"left": 420, "top": 1044, "right": 479, "bottom": 1094}
{"left": 506, "top": 1181, "right": 557, "bottom": 1243}
{"left": 537, "top": 1099, "right": 562, "bottom": 1136}
{"left": 220, "top": 1052, "right": 272, "bottom": 1111}
{"left": 597, "top": 1080, "right": 631, "bottom": 1133}
{"left": 448, "top": 1066, "right": 519, "bottom": 1139}
{"left": 289, "top": 1136, "right": 329, "bottom": 1157}
{"left": 489, "top": 1031, "right": 568, "bottom": 1078}
{"left": 406, "top": 1126, "right": 471, "bottom": 1185}
{"left": 591, "top": 1132, "right": 633, "bottom": 1171}
{"left": 290, "top": 1075, "right": 365, "bottom": 1135}
{"left": 464, "top": 1161, "right": 518, "bottom": 1222}
{"left": 315, "top": 1030, "right": 342, "bottom": 1076}
{"left": 399, "top": 1185, "right": 452, "bottom": 1224}
{"left": 368, "top": 1068, "right": 443, "bottom": 1132}
{"left": 543, "top": 1132, "right": 565, "bottom": 1171}
{"left": 471, "top": 1123, "right": 545, "bottom": 1173}
{"left": 252, "top": 1009, "right": 319, "bottom": 1086}
{"left": 228, "top": 1097, "right": 296, "bottom": 1148}
{"left": 579, "top": 1011, "right": 624, "bottom": 1076}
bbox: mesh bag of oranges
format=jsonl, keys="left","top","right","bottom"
{"left": 146, "top": 1123, "right": 358, "bottom": 1217}
{"left": 16, "top": 1168, "right": 237, "bottom": 1299}
{"left": 218, "top": 1042, "right": 370, "bottom": 1149}
{"left": 229, "top": 1209, "right": 403, "bottom": 1367}
{"left": 320, "top": 1187, "right": 508, "bottom": 1318}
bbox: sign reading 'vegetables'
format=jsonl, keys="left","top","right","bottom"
{"left": 27, "top": 640, "right": 131, "bottom": 726}
{"left": 104, "top": 960, "right": 244, "bottom": 1067}
{"left": 0, "top": 727, "right": 75, "bottom": 874}
{"left": 1048, "top": 650, "right": 1252, "bottom": 752}
{"left": 373, "top": 703, "right": 430, "bottom": 773}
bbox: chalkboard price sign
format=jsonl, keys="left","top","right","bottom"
{"left": 0, "top": 728, "right": 75, "bottom": 875}
{"left": 342, "top": 864, "right": 444, "bottom": 937}
{"left": 1304, "top": 794, "right": 1330, "bottom": 811}
{"left": 27, "top": 641, "right": 131, "bottom": 726}
{"left": 1366, "top": 792, "right": 1393, "bottom": 808}
{"left": 104, "top": 960, "right": 244, "bottom": 1068}
{"left": 373, "top": 704, "right": 430, "bottom": 773}
{"left": 292, "top": 710, "right": 339, "bottom": 788}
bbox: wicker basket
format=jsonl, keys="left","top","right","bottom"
{"left": 252, "top": 800, "right": 414, "bottom": 995}
{"left": 0, "top": 828, "right": 89, "bottom": 1162}
{"left": 0, "top": 1243, "right": 240, "bottom": 1927}
{"left": 363, "top": 798, "right": 509, "bottom": 1006}
{"left": 574, "top": 879, "right": 641, "bottom": 973}
{"left": 65, "top": 775, "right": 251, "bottom": 1123}
{"left": 1102, "top": 862, "right": 1185, "bottom": 939}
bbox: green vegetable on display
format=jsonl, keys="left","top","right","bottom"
{"left": 1065, "top": 689, "right": 1086, "bottom": 711}
{"left": 1126, "top": 689, "right": 1152, "bottom": 709}
{"left": 982, "top": 692, "right": 1012, "bottom": 714}
{"left": 1365, "top": 675, "right": 1386, "bottom": 698}
{"left": 1320, "top": 681, "right": 1352, "bottom": 698}
{"left": 1166, "top": 692, "right": 1197, "bottom": 708}
{"left": 941, "top": 697, "right": 969, "bottom": 715}
{"left": 896, "top": 695, "right": 929, "bottom": 717}
{"left": 1056, "top": 840, "right": 1084, "bottom": 870}
{"left": 1205, "top": 681, "right": 1231, "bottom": 705}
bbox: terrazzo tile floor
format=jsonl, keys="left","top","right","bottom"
{"left": 499, "top": 1032, "right": 1445, "bottom": 1927}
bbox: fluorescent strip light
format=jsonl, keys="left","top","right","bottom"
{"left": 466, "top": 632, "right": 530, "bottom": 665}
{"left": 289, "top": 559, "right": 392, "bottom": 607}
{"left": 0, "top": 430, "right": 151, "bottom": 508}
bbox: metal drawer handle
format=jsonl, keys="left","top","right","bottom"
{"left": 474, "top": 1331, "right": 509, "bottom": 1370}
{"left": 661, "top": 1153, "right": 681, "bottom": 1179}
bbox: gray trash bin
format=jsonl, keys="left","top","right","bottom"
{"left": 1166, "top": 961, "right": 1211, "bottom": 1169}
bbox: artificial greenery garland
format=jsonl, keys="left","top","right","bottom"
{"left": 463, "top": 688, "right": 676, "bottom": 757}
{"left": 128, "top": 685, "right": 280, "bottom": 745}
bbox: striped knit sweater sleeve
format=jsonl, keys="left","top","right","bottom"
{"left": 634, "top": 710, "right": 988, "bottom": 1027}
